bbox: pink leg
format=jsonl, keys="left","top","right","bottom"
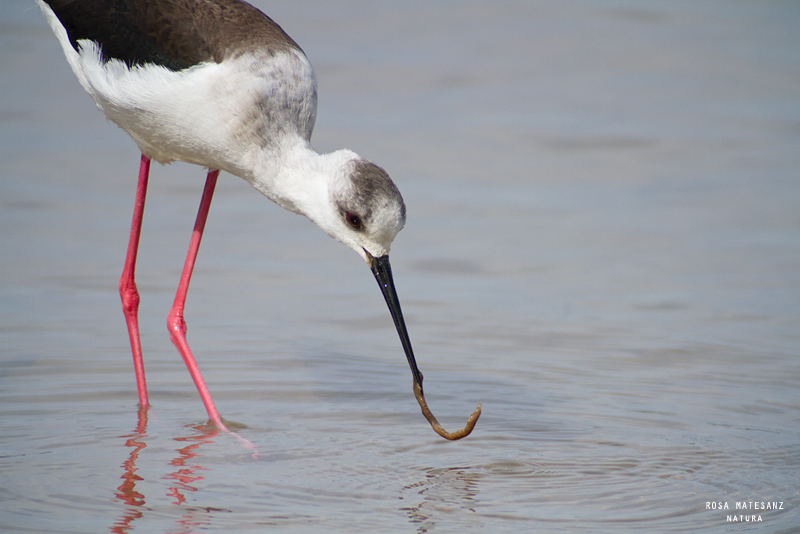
{"left": 167, "top": 169, "right": 227, "bottom": 430}
{"left": 119, "top": 154, "right": 151, "bottom": 408}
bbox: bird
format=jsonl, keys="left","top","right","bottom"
{"left": 39, "top": 0, "right": 480, "bottom": 439}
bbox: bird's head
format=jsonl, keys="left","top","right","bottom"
{"left": 322, "top": 153, "right": 406, "bottom": 263}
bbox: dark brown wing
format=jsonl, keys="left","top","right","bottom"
{"left": 44, "top": 0, "right": 302, "bottom": 71}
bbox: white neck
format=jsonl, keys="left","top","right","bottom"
{"left": 241, "top": 136, "right": 357, "bottom": 226}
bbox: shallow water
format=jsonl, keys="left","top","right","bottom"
{"left": 2, "top": 0, "right": 799, "bottom": 532}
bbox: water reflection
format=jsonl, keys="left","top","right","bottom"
{"left": 110, "top": 410, "right": 227, "bottom": 534}
{"left": 165, "top": 424, "right": 220, "bottom": 506}
{"left": 402, "top": 466, "right": 482, "bottom": 533}
{"left": 168, "top": 504, "right": 232, "bottom": 534}
{"left": 111, "top": 408, "right": 149, "bottom": 534}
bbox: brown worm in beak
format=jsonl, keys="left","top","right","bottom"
{"left": 413, "top": 381, "right": 482, "bottom": 440}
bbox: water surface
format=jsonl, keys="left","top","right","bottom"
{"left": 2, "top": 1, "right": 799, "bottom": 532}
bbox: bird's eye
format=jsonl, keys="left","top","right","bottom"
{"left": 345, "top": 211, "right": 363, "bottom": 230}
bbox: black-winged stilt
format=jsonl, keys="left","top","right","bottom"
{"left": 39, "top": 0, "right": 480, "bottom": 439}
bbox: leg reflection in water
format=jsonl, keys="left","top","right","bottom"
{"left": 164, "top": 424, "right": 220, "bottom": 506}
{"left": 110, "top": 409, "right": 250, "bottom": 534}
{"left": 111, "top": 407, "right": 149, "bottom": 534}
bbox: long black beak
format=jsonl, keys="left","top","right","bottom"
{"left": 368, "top": 253, "right": 425, "bottom": 395}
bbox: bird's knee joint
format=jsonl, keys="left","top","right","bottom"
{"left": 119, "top": 282, "right": 140, "bottom": 314}
{"left": 167, "top": 313, "right": 187, "bottom": 338}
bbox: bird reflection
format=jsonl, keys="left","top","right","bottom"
{"left": 109, "top": 409, "right": 227, "bottom": 534}
{"left": 111, "top": 407, "right": 149, "bottom": 534}
{"left": 164, "top": 423, "right": 220, "bottom": 505}
{"left": 401, "top": 467, "right": 482, "bottom": 533}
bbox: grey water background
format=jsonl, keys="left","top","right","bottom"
{"left": 2, "top": 0, "right": 799, "bottom": 532}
